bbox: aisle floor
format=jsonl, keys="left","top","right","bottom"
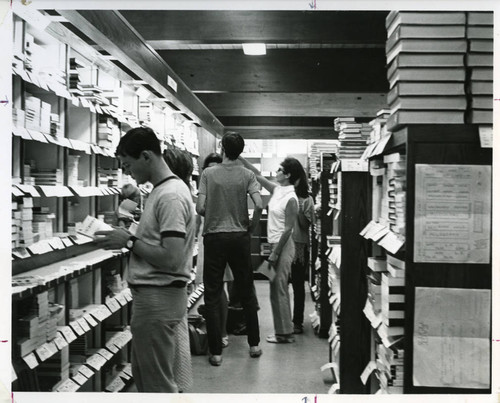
{"left": 189, "top": 280, "right": 333, "bottom": 394}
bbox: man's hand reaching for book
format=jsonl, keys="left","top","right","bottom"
{"left": 94, "top": 227, "right": 131, "bottom": 250}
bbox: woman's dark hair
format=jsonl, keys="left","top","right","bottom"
{"left": 116, "top": 126, "right": 161, "bottom": 158}
{"left": 281, "top": 157, "right": 309, "bottom": 198}
{"left": 221, "top": 131, "right": 244, "bottom": 160}
{"left": 163, "top": 147, "right": 193, "bottom": 188}
{"left": 202, "top": 152, "right": 222, "bottom": 169}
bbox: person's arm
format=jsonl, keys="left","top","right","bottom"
{"left": 94, "top": 228, "right": 187, "bottom": 271}
{"left": 196, "top": 193, "right": 206, "bottom": 216}
{"left": 268, "top": 198, "right": 298, "bottom": 267}
{"left": 238, "top": 156, "right": 277, "bottom": 194}
{"left": 249, "top": 191, "right": 263, "bottom": 234}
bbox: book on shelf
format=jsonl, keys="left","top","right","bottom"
{"left": 386, "top": 38, "right": 468, "bottom": 64}
{"left": 367, "top": 257, "right": 388, "bottom": 272}
{"left": 388, "top": 53, "right": 465, "bottom": 69}
{"left": 387, "top": 67, "right": 466, "bottom": 88}
{"left": 467, "top": 11, "right": 493, "bottom": 25}
{"left": 386, "top": 24, "right": 466, "bottom": 52}
{"left": 468, "top": 110, "right": 493, "bottom": 125}
{"left": 466, "top": 25, "right": 493, "bottom": 39}
{"left": 386, "top": 11, "right": 466, "bottom": 38}
{"left": 471, "top": 67, "right": 493, "bottom": 81}
{"left": 471, "top": 96, "right": 492, "bottom": 110}
{"left": 469, "top": 39, "right": 493, "bottom": 53}
{"left": 386, "top": 263, "right": 405, "bottom": 278}
{"left": 387, "top": 82, "right": 465, "bottom": 104}
{"left": 470, "top": 81, "right": 493, "bottom": 95}
{"left": 387, "top": 110, "right": 464, "bottom": 131}
{"left": 465, "top": 53, "right": 493, "bottom": 67}
{"left": 389, "top": 96, "right": 467, "bottom": 112}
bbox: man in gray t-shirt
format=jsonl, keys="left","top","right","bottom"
{"left": 197, "top": 132, "right": 263, "bottom": 365}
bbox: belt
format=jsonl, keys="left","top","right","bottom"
{"left": 129, "top": 281, "right": 187, "bottom": 290}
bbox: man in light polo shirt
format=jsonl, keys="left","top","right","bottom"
{"left": 196, "top": 131, "right": 263, "bottom": 366}
{"left": 95, "top": 127, "right": 195, "bottom": 392}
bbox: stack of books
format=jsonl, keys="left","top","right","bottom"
{"left": 31, "top": 169, "right": 63, "bottom": 186}
{"left": 81, "top": 84, "right": 108, "bottom": 106}
{"left": 97, "top": 116, "right": 118, "bottom": 148}
{"left": 50, "top": 113, "right": 62, "bottom": 137}
{"left": 384, "top": 153, "right": 406, "bottom": 236}
{"left": 17, "top": 314, "right": 44, "bottom": 356}
{"left": 12, "top": 201, "right": 20, "bottom": 249}
{"left": 379, "top": 261, "right": 405, "bottom": 342}
{"left": 19, "top": 197, "right": 35, "bottom": 247}
{"left": 69, "top": 57, "right": 85, "bottom": 97}
{"left": 139, "top": 101, "right": 153, "bottom": 125}
{"left": 32, "top": 207, "right": 55, "bottom": 241}
{"left": 97, "top": 168, "right": 120, "bottom": 188}
{"left": 13, "top": 108, "right": 25, "bottom": 128}
{"left": 25, "top": 93, "right": 41, "bottom": 131}
{"left": 367, "top": 257, "right": 386, "bottom": 317}
{"left": 385, "top": 11, "right": 468, "bottom": 130}
{"left": 38, "top": 350, "right": 71, "bottom": 392}
{"left": 466, "top": 12, "right": 493, "bottom": 124}
{"left": 368, "top": 109, "right": 391, "bottom": 144}
{"left": 376, "top": 343, "right": 404, "bottom": 393}
{"left": 334, "top": 117, "right": 371, "bottom": 160}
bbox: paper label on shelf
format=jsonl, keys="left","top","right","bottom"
{"left": 16, "top": 184, "right": 41, "bottom": 197}
{"left": 80, "top": 98, "right": 91, "bottom": 108}
{"left": 27, "top": 241, "right": 53, "bottom": 255}
{"left": 86, "top": 354, "right": 107, "bottom": 371}
{"left": 69, "top": 320, "right": 85, "bottom": 336}
{"left": 88, "top": 102, "right": 97, "bottom": 113}
{"left": 56, "top": 378, "right": 80, "bottom": 392}
{"left": 106, "top": 343, "right": 119, "bottom": 354}
{"left": 22, "top": 353, "right": 38, "bottom": 369}
{"left": 35, "top": 344, "right": 53, "bottom": 362}
{"left": 115, "top": 293, "right": 128, "bottom": 306}
{"left": 478, "top": 127, "right": 493, "bottom": 148}
{"left": 71, "top": 96, "right": 80, "bottom": 107}
{"left": 59, "top": 326, "right": 77, "bottom": 343}
{"left": 72, "top": 372, "right": 88, "bottom": 386}
{"left": 83, "top": 313, "right": 98, "bottom": 327}
{"left": 61, "top": 237, "right": 74, "bottom": 247}
{"left": 78, "top": 365, "right": 94, "bottom": 378}
{"left": 97, "top": 348, "right": 114, "bottom": 360}
{"left": 77, "top": 317, "right": 91, "bottom": 332}
{"left": 414, "top": 164, "right": 491, "bottom": 264}
{"left": 53, "top": 334, "right": 67, "bottom": 350}
{"left": 413, "top": 287, "right": 490, "bottom": 389}
{"left": 12, "top": 186, "right": 24, "bottom": 197}
{"left": 328, "top": 383, "right": 340, "bottom": 394}
{"left": 378, "top": 231, "right": 405, "bottom": 254}
{"left": 360, "top": 360, "right": 377, "bottom": 385}
{"left": 18, "top": 68, "right": 30, "bottom": 82}
{"left": 341, "top": 159, "right": 368, "bottom": 172}
{"left": 106, "top": 376, "right": 126, "bottom": 392}
{"left": 27, "top": 130, "right": 47, "bottom": 143}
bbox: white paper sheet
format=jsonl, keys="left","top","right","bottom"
{"left": 413, "top": 287, "right": 490, "bottom": 389}
{"left": 414, "top": 164, "right": 491, "bottom": 263}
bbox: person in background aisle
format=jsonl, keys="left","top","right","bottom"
{"left": 239, "top": 156, "right": 304, "bottom": 344}
{"left": 290, "top": 169, "right": 315, "bottom": 335}
{"left": 94, "top": 127, "right": 195, "bottom": 393}
{"left": 196, "top": 132, "right": 263, "bottom": 366}
{"left": 163, "top": 147, "right": 194, "bottom": 190}
{"left": 194, "top": 152, "right": 234, "bottom": 348}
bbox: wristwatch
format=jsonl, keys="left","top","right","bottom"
{"left": 125, "top": 236, "right": 138, "bottom": 251}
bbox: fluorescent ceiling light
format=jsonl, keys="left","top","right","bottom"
{"left": 242, "top": 43, "right": 266, "bottom": 56}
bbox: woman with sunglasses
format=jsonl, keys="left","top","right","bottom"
{"left": 239, "top": 156, "right": 306, "bottom": 343}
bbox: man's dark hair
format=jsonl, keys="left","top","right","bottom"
{"left": 163, "top": 147, "right": 193, "bottom": 188}
{"left": 202, "top": 152, "right": 223, "bottom": 169}
{"left": 221, "top": 131, "right": 244, "bottom": 160}
{"left": 116, "top": 127, "right": 162, "bottom": 159}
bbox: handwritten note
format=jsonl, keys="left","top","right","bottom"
{"left": 413, "top": 287, "right": 491, "bottom": 389}
{"left": 414, "top": 164, "right": 491, "bottom": 263}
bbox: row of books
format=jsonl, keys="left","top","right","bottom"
{"left": 385, "top": 11, "right": 493, "bottom": 130}
{"left": 334, "top": 117, "right": 371, "bottom": 160}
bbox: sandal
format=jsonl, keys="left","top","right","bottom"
{"left": 266, "top": 334, "right": 295, "bottom": 344}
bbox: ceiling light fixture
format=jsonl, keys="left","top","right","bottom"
{"left": 242, "top": 43, "right": 266, "bottom": 56}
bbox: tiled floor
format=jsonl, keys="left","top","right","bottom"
{"left": 189, "top": 280, "right": 333, "bottom": 394}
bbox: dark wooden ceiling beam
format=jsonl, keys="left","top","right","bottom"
{"left": 224, "top": 126, "right": 339, "bottom": 140}
{"left": 120, "top": 10, "right": 389, "bottom": 44}
{"left": 197, "top": 93, "right": 387, "bottom": 118}
{"left": 158, "top": 49, "right": 389, "bottom": 93}
{"left": 57, "top": 9, "right": 224, "bottom": 136}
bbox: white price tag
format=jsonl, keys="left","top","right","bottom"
{"left": 69, "top": 321, "right": 85, "bottom": 336}
{"left": 83, "top": 313, "right": 98, "bottom": 327}
{"left": 77, "top": 317, "right": 91, "bottom": 332}
{"left": 22, "top": 353, "right": 38, "bottom": 369}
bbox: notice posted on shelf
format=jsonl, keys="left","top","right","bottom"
{"left": 413, "top": 287, "right": 490, "bottom": 389}
{"left": 414, "top": 164, "right": 491, "bottom": 264}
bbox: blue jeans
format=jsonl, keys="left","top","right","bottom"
{"left": 203, "top": 232, "right": 260, "bottom": 355}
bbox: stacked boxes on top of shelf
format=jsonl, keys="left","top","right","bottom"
{"left": 466, "top": 12, "right": 493, "bottom": 124}
{"left": 385, "top": 11, "right": 468, "bottom": 130}
{"left": 32, "top": 207, "right": 55, "bottom": 241}
{"left": 308, "top": 142, "right": 339, "bottom": 178}
{"left": 14, "top": 197, "right": 35, "bottom": 247}
{"left": 368, "top": 110, "right": 391, "bottom": 145}
{"left": 17, "top": 291, "right": 50, "bottom": 357}
{"left": 334, "top": 117, "right": 371, "bottom": 160}
{"left": 97, "top": 167, "right": 121, "bottom": 188}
